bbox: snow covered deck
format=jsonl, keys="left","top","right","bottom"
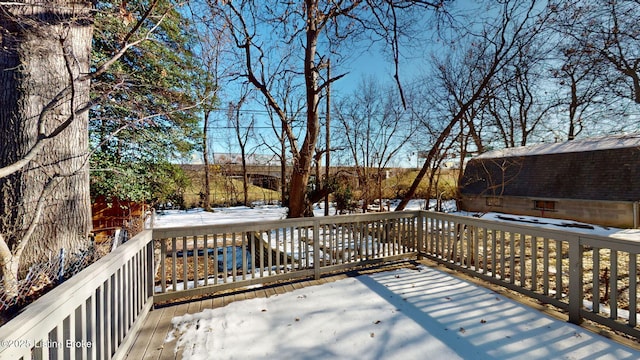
{"left": 125, "top": 260, "right": 640, "bottom": 360}
{"left": 124, "top": 270, "right": 353, "bottom": 359}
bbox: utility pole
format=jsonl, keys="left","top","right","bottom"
{"left": 281, "top": 126, "right": 287, "bottom": 206}
{"left": 324, "top": 59, "right": 331, "bottom": 216}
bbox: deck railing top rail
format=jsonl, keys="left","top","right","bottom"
{"left": 152, "top": 210, "right": 418, "bottom": 238}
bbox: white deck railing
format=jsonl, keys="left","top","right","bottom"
{"left": 1, "top": 210, "right": 639, "bottom": 360}
{"left": 0, "top": 230, "right": 154, "bottom": 360}
{"left": 419, "top": 211, "right": 640, "bottom": 339}
{"left": 152, "top": 211, "right": 419, "bottom": 303}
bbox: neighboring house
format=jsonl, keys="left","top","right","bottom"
{"left": 458, "top": 134, "right": 640, "bottom": 228}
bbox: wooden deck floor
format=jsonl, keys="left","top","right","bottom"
{"left": 123, "top": 259, "right": 640, "bottom": 359}
{"left": 124, "top": 273, "right": 354, "bottom": 360}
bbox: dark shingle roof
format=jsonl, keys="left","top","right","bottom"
{"left": 460, "top": 135, "right": 640, "bottom": 201}
{"left": 476, "top": 134, "right": 640, "bottom": 159}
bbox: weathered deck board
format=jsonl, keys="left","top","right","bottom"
{"left": 158, "top": 302, "right": 190, "bottom": 360}
{"left": 125, "top": 302, "right": 190, "bottom": 360}
{"left": 123, "top": 306, "right": 163, "bottom": 360}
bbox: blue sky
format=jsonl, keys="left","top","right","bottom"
{"left": 200, "top": 45, "right": 419, "bottom": 166}
{"left": 197, "top": 2, "right": 460, "bottom": 167}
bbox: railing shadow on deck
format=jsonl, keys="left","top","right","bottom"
{"left": 2, "top": 210, "right": 639, "bottom": 359}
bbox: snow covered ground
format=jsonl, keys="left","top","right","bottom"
{"left": 479, "top": 212, "right": 640, "bottom": 240}
{"left": 153, "top": 205, "right": 288, "bottom": 228}
{"left": 153, "top": 199, "right": 437, "bottom": 228}
{"left": 155, "top": 202, "right": 640, "bottom": 359}
{"left": 152, "top": 199, "right": 639, "bottom": 240}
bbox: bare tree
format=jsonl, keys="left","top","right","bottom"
{"left": 581, "top": 0, "right": 640, "bottom": 104}
{"left": 227, "top": 89, "right": 254, "bottom": 206}
{"left": 486, "top": 37, "right": 558, "bottom": 147}
{"left": 396, "top": 0, "right": 553, "bottom": 211}
{"left": 405, "top": 78, "right": 464, "bottom": 208}
{"left": 551, "top": 43, "right": 607, "bottom": 140}
{"left": 209, "top": 0, "right": 445, "bottom": 217}
{"left": 547, "top": 1, "right": 633, "bottom": 140}
{"left": 202, "top": 101, "right": 215, "bottom": 211}
{"left": 335, "top": 77, "right": 414, "bottom": 211}
{"left": 262, "top": 109, "right": 292, "bottom": 207}
{"left": 260, "top": 67, "right": 306, "bottom": 207}
{"left": 187, "top": 4, "right": 227, "bottom": 211}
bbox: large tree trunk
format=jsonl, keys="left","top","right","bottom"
{"left": 0, "top": 1, "right": 93, "bottom": 289}
{"left": 288, "top": 0, "right": 320, "bottom": 218}
{"left": 288, "top": 156, "right": 314, "bottom": 218}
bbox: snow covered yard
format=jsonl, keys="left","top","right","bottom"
{"left": 167, "top": 265, "right": 640, "bottom": 360}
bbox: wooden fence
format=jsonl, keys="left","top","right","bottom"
{"left": 1, "top": 210, "right": 639, "bottom": 360}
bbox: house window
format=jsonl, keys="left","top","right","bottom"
{"left": 486, "top": 197, "right": 503, "bottom": 207}
{"left": 534, "top": 200, "right": 555, "bottom": 211}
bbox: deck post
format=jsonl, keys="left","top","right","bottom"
{"left": 146, "top": 241, "right": 154, "bottom": 300}
{"left": 568, "top": 235, "right": 584, "bottom": 325}
{"left": 417, "top": 213, "right": 424, "bottom": 260}
{"left": 313, "top": 219, "right": 321, "bottom": 280}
